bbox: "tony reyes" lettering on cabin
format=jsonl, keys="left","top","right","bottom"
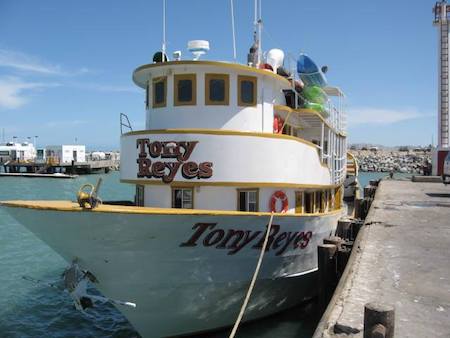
{"left": 180, "top": 223, "right": 313, "bottom": 256}
{"left": 136, "top": 139, "right": 213, "bottom": 183}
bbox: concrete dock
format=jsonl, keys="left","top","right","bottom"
{"left": 315, "top": 180, "right": 450, "bottom": 337}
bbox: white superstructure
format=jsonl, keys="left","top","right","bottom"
{"left": 0, "top": 142, "right": 36, "bottom": 163}
{"left": 121, "top": 60, "right": 347, "bottom": 213}
{"left": 45, "top": 145, "right": 86, "bottom": 164}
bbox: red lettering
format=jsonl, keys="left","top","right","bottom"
{"left": 198, "top": 162, "right": 213, "bottom": 179}
{"left": 180, "top": 223, "right": 216, "bottom": 247}
{"left": 163, "top": 162, "right": 181, "bottom": 183}
{"left": 136, "top": 139, "right": 150, "bottom": 158}
{"left": 181, "top": 162, "right": 198, "bottom": 179}
{"left": 149, "top": 141, "right": 162, "bottom": 158}
{"left": 300, "top": 231, "right": 312, "bottom": 249}
{"left": 177, "top": 141, "right": 198, "bottom": 161}
{"left": 203, "top": 229, "right": 225, "bottom": 246}
{"left": 137, "top": 158, "right": 151, "bottom": 177}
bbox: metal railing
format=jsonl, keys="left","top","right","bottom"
{"left": 120, "top": 113, "right": 133, "bottom": 135}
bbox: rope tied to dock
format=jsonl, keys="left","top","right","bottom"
{"left": 228, "top": 212, "right": 275, "bottom": 338}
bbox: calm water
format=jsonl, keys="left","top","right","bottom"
{"left": 0, "top": 172, "right": 377, "bottom": 338}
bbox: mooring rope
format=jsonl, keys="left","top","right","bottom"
{"left": 228, "top": 212, "right": 275, "bottom": 338}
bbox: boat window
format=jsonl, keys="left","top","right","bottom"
{"left": 136, "top": 185, "right": 145, "bottom": 207}
{"left": 237, "top": 189, "right": 258, "bottom": 212}
{"left": 318, "top": 191, "right": 326, "bottom": 213}
{"left": 304, "top": 191, "right": 315, "bottom": 213}
{"left": 174, "top": 74, "right": 196, "bottom": 106}
{"left": 238, "top": 75, "right": 257, "bottom": 106}
{"left": 334, "top": 187, "right": 341, "bottom": 210}
{"left": 328, "top": 189, "right": 334, "bottom": 210}
{"left": 172, "top": 187, "right": 193, "bottom": 209}
{"left": 315, "top": 191, "right": 321, "bottom": 213}
{"left": 205, "top": 73, "right": 229, "bottom": 105}
{"left": 295, "top": 191, "right": 303, "bottom": 214}
{"left": 152, "top": 76, "right": 167, "bottom": 108}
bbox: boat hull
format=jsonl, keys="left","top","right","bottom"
{"left": 2, "top": 202, "right": 342, "bottom": 337}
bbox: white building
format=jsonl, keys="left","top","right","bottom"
{"left": 45, "top": 145, "right": 86, "bottom": 164}
{"left": 0, "top": 142, "right": 36, "bottom": 163}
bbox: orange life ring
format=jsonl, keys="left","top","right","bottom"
{"left": 273, "top": 115, "right": 284, "bottom": 134}
{"left": 270, "top": 191, "right": 289, "bottom": 213}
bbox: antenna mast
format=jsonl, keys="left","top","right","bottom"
{"left": 162, "top": 0, "right": 167, "bottom": 62}
{"left": 230, "top": 0, "right": 237, "bottom": 62}
{"left": 257, "top": 0, "right": 262, "bottom": 65}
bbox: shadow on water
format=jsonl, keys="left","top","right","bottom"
{"left": 196, "top": 299, "right": 321, "bottom": 338}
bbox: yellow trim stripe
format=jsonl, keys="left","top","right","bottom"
{"left": 133, "top": 61, "right": 292, "bottom": 87}
{"left": 120, "top": 179, "right": 339, "bottom": 189}
{"left": 121, "top": 128, "right": 319, "bottom": 149}
{"left": 0, "top": 200, "right": 344, "bottom": 218}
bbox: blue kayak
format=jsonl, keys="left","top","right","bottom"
{"left": 297, "top": 53, "right": 327, "bottom": 88}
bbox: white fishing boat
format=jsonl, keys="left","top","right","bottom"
{"left": 1, "top": 2, "right": 348, "bottom": 337}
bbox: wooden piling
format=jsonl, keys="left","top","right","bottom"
{"left": 364, "top": 302, "right": 395, "bottom": 338}
{"left": 323, "top": 236, "right": 343, "bottom": 249}
{"left": 336, "top": 219, "right": 352, "bottom": 239}
{"left": 350, "top": 220, "right": 363, "bottom": 240}
{"left": 318, "top": 244, "right": 338, "bottom": 310}
{"left": 364, "top": 185, "right": 377, "bottom": 199}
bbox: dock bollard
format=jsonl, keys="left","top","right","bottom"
{"left": 364, "top": 302, "right": 395, "bottom": 338}
{"left": 318, "top": 244, "right": 338, "bottom": 310}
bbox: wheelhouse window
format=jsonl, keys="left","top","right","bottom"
{"left": 205, "top": 73, "right": 229, "bottom": 105}
{"left": 315, "top": 191, "right": 321, "bottom": 213}
{"left": 237, "top": 189, "right": 258, "bottom": 212}
{"left": 172, "top": 187, "right": 193, "bottom": 209}
{"left": 152, "top": 76, "right": 167, "bottom": 108}
{"left": 238, "top": 75, "right": 257, "bottom": 106}
{"left": 304, "top": 191, "right": 315, "bottom": 214}
{"left": 174, "top": 74, "right": 196, "bottom": 106}
{"left": 295, "top": 191, "right": 303, "bottom": 214}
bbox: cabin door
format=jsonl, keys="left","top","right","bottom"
{"left": 73, "top": 150, "right": 77, "bottom": 162}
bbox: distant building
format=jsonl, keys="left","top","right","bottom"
{"left": 45, "top": 145, "right": 86, "bottom": 164}
{"left": 0, "top": 142, "right": 36, "bottom": 163}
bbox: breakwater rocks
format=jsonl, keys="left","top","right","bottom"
{"left": 351, "top": 150, "right": 431, "bottom": 174}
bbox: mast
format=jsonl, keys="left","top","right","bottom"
{"left": 257, "top": 0, "right": 262, "bottom": 66}
{"left": 162, "top": 0, "right": 167, "bottom": 62}
{"left": 249, "top": 0, "right": 262, "bottom": 67}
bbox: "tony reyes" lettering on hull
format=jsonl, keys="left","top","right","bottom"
{"left": 180, "top": 223, "right": 313, "bottom": 256}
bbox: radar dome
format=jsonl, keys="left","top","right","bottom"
{"left": 187, "top": 40, "right": 210, "bottom": 60}
{"left": 266, "top": 49, "right": 285, "bottom": 72}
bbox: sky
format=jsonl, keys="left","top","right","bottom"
{"left": 0, "top": 0, "right": 440, "bottom": 149}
